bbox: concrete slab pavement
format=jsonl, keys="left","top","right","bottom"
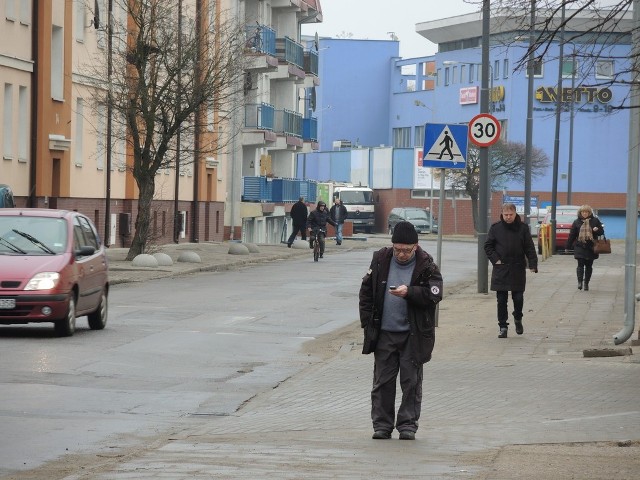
{"left": 33, "top": 238, "right": 640, "bottom": 478}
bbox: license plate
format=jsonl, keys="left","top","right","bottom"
{"left": 557, "top": 228, "right": 570, "bottom": 233}
{"left": 0, "top": 298, "right": 16, "bottom": 309}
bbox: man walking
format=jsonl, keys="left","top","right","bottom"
{"left": 329, "top": 197, "right": 348, "bottom": 245}
{"left": 359, "top": 221, "right": 443, "bottom": 440}
{"left": 287, "top": 197, "right": 308, "bottom": 248}
{"left": 484, "top": 203, "right": 538, "bottom": 338}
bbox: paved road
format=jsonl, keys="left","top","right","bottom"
{"left": 1, "top": 237, "right": 639, "bottom": 479}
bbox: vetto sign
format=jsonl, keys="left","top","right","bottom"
{"left": 536, "top": 86, "right": 613, "bottom": 104}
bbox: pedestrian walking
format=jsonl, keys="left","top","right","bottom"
{"left": 329, "top": 197, "right": 348, "bottom": 245}
{"left": 565, "top": 204, "right": 604, "bottom": 291}
{"left": 286, "top": 197, "right": 308, "bottom": 248}
{"left": 359, "top": 221, "right": 443, "bottom": 440}
{"left": 484, "top": 203, "right": 538, "bottom": 338}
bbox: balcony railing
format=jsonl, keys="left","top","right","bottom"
{"left": 303, "top": 117, "right": 317, "bottom": 142}
{"left": 242, "top": 176, "right": 318, "bottom": 203}
{"left": 245, "top": 24, "right": 276, "bottom": 56}
{"left": 245, "top": 103, "right": 275, "bottom": 130}
{"left": 304, "top": 49, "right": 319, "bottom": 76}
{"left": 275, "top": 37, "right": 304, "bottom": 69}
{"left": 274, "top": 109, "right": 303, "bottom": 137}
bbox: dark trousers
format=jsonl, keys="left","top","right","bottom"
{"left": 577, "top": 259, "right": 593, "bottom": 284}
{"left": 371, "top": 330, "right": 423, "bottom": 434}
{"left": 287, "top": 224, "right": 306, "bottom": 245}
{"left": 496, "top": 290, "right": 524, "bottom": 328}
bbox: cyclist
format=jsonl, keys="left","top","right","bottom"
{"left": 306, "top": 200, "right": 336, "bottom": 259}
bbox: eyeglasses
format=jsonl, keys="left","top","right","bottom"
{"left": 393, "top": 245, "right": 416, "bottom": 255}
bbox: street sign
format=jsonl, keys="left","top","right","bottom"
{"left": 468, "top": 113, "right": 501, "bottom": 147}
{"left": 421, "top": 123, "right": 468, "bottom": 169}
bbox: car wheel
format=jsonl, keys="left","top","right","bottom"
{"left": 88, "top": 289, "right": 108, "bottom": 330}
{"left": 54, "top": 295, "right": 76, "bottom": 337}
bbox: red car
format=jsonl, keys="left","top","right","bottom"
{"left": 0, "top": 209, "right": 109, "bottom": 336}
{"left": 537, "top": 208, "right": 580, "bottom": 254}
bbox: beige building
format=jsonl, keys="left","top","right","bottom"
{"left": 0, "top": 0, "right": 322, "bottom": 246}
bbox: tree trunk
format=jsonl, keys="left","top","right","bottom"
{"left": 470, "top": 194, "right": 479, "bottom": 235}
{"left": 125, "top": 177, "right": 156, "bottom": 260}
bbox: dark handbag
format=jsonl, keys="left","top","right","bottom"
{"left": 362, "top": 321, "right": 380, "bottom": 355}
{"left": 593, "top": 235, "right": 611, "bottom": 254}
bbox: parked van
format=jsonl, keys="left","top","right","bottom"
{"left": 0, "top": 184, "right": 15, "bottom": 208}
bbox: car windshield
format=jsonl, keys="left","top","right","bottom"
{"left": 339, "top": 191, "right": 373, "bottom": 204}
{"left": 0, "top": 217, "right": 67, "bottom": 254}
{"left": 406, "top": 210, "right": 430, "bottom": 221}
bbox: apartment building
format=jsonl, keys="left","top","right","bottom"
{"left": 0, "top": 0, "right": 322, "bottom": 247}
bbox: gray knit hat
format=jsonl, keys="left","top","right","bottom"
{"left": 391, "top": 221, "right": 418, "bottom": 244}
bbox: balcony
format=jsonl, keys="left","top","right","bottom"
{"left": 304, "top": 49, "right": 318, "bottom": 76}
{"left": 242, "top": 176, "right": 318, "bottom": 203}
{"left": 275, "top": 36, "right": 304, "bottom": 70}
{"left": 302, "top": 117, "right": 317, "bottom": 142}
{"left": 274, "top": 109, "right": 303, "bottom": 138}
{"left": 245, "top": 102, "right": 275, "bottom": 131}
{"left": 245, "top": 24, "right": 276, "bottom": 56}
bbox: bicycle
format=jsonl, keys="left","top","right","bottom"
{"left": 310, "top": 228, "right": 326, "bottom": 262}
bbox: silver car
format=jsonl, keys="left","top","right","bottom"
{"left": 387, "top": 207, "right": 438, "bottom": 235}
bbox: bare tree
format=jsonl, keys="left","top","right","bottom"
{"left": 445, "top": 141, "right": 550, "bottom": 230}
{"left": 87, "top": 0, "right": 247, "bottom": 259}
{"left": 465, "top": 0, "right": 636, "bottom": 107}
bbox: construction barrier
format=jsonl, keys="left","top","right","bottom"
{"left": 539, "top": 223, "right": 552, "bottom": 260}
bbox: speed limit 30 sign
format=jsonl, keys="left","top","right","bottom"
{"left": 468, "top": 113, "right": 501, "bottom": 147}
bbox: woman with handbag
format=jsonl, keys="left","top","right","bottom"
{"left": 566, "top": 205, "right": 604, "bottom": 291}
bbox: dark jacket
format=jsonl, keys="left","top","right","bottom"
{"left": 485, "top": 214, "right": 538, "bottom": 292}
{"left": 290, "top": 201, "right": 308, "bottom": 227}
{"left": 330, "top": 202, "right": 348, "bottom": 224}
{"left": 566, "top": 214, "right": 604, "bottom": 260}
{"left": 359, "top": 246, "right": 443, "bottom": 364}
{"left": 306, "top": 207, "right": 336, "bottom": 231}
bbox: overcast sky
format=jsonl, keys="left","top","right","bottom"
{"left": 301, "top": 0, "right": 481, "bottom": 58}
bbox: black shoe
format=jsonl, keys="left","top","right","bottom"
{"left": 309, "top": 243, "right": 314, "bottom": 249}
{"left": 498, "top": 328, "right": 508, "bottom": 338}
{"left": 319, "top": 254, "right": 323, "bottom": 258}
{"left": 584, "top": 283, "right": 589, "bottom": 291}
{"left": 372, "top": 430, "right": 391, "bottom": 440}
{"left": 399, "top": 431, "right": 415, "bottom": 440}
{"left": 578, "top": 282, "right": 583, "bottom": 290}
{"left": 287, "top": 243, "right": 292, "bottom": 248}
{"left": 515, "top": 320, "right": 523, "bottom": 335}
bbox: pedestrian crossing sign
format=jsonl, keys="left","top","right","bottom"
{"left": 421, "top": 123, "right": 468, "bottom": 169}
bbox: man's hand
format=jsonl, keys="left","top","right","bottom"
{"left": 530, "top": 268, "right": 538, "bottom": 273}
{"left": 389, "top": 285, "right": 408, "bottom": 297}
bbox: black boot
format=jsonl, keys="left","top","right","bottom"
{"left": 577, "top": 265, "right": 584, "bottom": 290}
{"left": 584, "top": 266, "right": 592, "bottom": 291}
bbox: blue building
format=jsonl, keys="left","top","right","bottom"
{"left": 302, "top": 8, "right": 635, "bottom": 237}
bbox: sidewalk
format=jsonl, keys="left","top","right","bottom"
{"left": 85, "top": 239, "right": 639, "bottom": 478}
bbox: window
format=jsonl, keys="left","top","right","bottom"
{"left": 460, "top": 64, "right": 466, "bottom": 84}
{"left": 19, "top": 0, "right": 31, "bottom": 25}
{"left": 494, "top": 60, "right": 500, "bottom": 79}
{"left": 75, "top": 0, "right": 85, "bottom": 42}
{"left": 18, "top": 86, "right": 27, "bottom": 162}
{"left": 75, "top": 98, "right": 84, "bottom": 166}
{"left": 596, "top": 60, "right": 614, "bottom": 79}
{"left": 96, "top": 104, "right": 105, "bottom": 170}
{"left": 469, "top": 63, "right": 476, "bottom": 83}
{"left": 414, "top": 125, "right": 425, "bottom": 147}
{"left": 444, "top": 67, "right": 450, "bottom": 86}
{"left": 51, "top": 25, "right": 64, "bottom": 100}
{"left": 452, "top": 66, "right": 457, "bottom": 84}
{"left": 392, "top": 127, "right": 411, "bottom": 148}
{"left": 562, "top": 58, "right": 578, "bottom": 79}
{"left": 5, "top": 0, "right": 16, "bottom": 21}
{"left": 436, "top": 68, "right": 441, "bottom": 87}
{"left": 3, "top": 84, "right": 13, "bottom": 159}
{"left": 503, "top": 59, "right": 509, "bottom": 79}
{"left": 526, "top": 57, "right": 544, "bottom": 78}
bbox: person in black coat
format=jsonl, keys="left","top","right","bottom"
{"left": 565, "top": 205, "right": 604, "bottom": 291}
{"left": 329, "top": 198, "right": 348, "bottom": 245}
{"left": 306, "top": 201, "right": 336, "bottom": 258}
{"left": 286, "top": 197, "right": 309, "bottom": 247}
{"left": 484, "top": 203, "right": 538, "bottom": 338}
{"left": 359, "top": 221, "right": 443, "bottom": 441}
